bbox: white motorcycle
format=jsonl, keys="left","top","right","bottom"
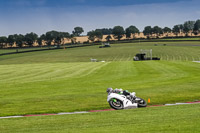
{"left": 107, "top": 92, "right": 147, "bottom": 110}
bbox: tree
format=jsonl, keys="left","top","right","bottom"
{"left": 94, "top": 29, "right": 103, "bottom": 41}
{"left": 0, "top": 36, "right": 7, "bottom": 48}
{"left": 105, "top": 35, "right": 112, "bottom": 42}
{"left": 163, "top": 27, "right": 172, "bottom": 37}
{"left": 95, "top": 28, "right": 113, "bottom": 35}
{"left": 87, "top": 30, "right": 103, "bottom": 42}
{"left": 152, "top": 26, "right": 163, "bottom": 38}
{"left": 112, "top": 26, "right": 125, "bottom": 41}
{"left": 45, "top": 31, "right": 58, "bottom": 46}
{"left": 54, "top": 32, "right": 62, "bottom": 45}
{"left": 125, "top": 25, "right": 140, "bottom": 39}
{"left": 87, "top": 30, "right": 96, "bottom": 42}
{"left": 44, "top": 31, "right": 70, "bottom": 46}
{"left": 61, "top": 32, "right": 70, "bottom": 45}
{"left": 55, "top": 32, "right": 70, "bottom": 45}
{"left": 102, "top": 28, "right": 113, "bottom": 35}
{"left": 37, "top": 34, "right": 46, "bottom": 46}
{"left": 24, "top": 32, "right": 38, "bottom": 47}
{"left": 172, "top": 25, "right": 181, "bottom": 37}
{"left": 143, "top": 26, "right": 152, "bottom": 39}
{"left": 179, "top": 24, "right": 184, "bottom": 33}
{"left": 72, "top": 27, "right": 84, "bottom": 36}
{"left": 7, "top": 35, "right": 16, "bottom": 47}
{"left": 193, "top": 19, "right": 200, "bottom": 35}
{"left": 70, "top": 34, "right": 76, "bottom": 44}
{"left": 183, "top": 21, "right": 195, "bottom": 36}
{"left": 15, "top": 34, "right": 25, "bottom": 47}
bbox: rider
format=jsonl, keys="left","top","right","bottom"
{"left": 106, "top": 87, "right": 135, "bottom": 98}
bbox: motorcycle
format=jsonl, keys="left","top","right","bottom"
{"left": 107, "top": 92, "right": 147, "bottom": 110}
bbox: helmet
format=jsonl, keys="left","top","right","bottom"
{"left": 106, "top": 87, "right": 113, "bottom": 94}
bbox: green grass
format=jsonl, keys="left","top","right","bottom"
{"left": 159, "top": 37, "right": 200, "bottom": 41}
{"left": 0, "top": 47, "right": 54, "bottom": 54}
{"left": 0, "top": 41, "right": 200, "bottom": 132}
{"left": 0, "top": 61, "right": 199, "bottom": 116}
{"left": 145, "top": 37, "right": 200, "bottom": 41}
{"left": 0, "top": 42, "right": 199, "bottom": 117}
{"left": 0, "top": 43, "right": 94, "bottom": 54}
{"left": 0, "top": 104, "right": 200, "bottom": 133}
{"left": 0, "top": 42, "right": 200, "bottom": 64}
{"left": 0, "top": 49, "right": 16, "bottom": 54}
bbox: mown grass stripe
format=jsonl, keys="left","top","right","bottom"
{"left": 0, "top": 101, "right": 199, "bottom": 119}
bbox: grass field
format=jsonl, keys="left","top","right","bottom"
{"left": 0, "top": 104, "right": 199, "bottom": 133}
{"left": 0, "top": 47, "right": 54, "bottom": 54}
{"left": 0, "top": 41, "right": 199, "bottom": 116}
{"left": 0, "top": 41, "right": 199, "bottom": 132}
{"left": 0, "top": 42, "right": 200, "bottom": 64}
{"left": 0, "top": 60, "right": 199, "bottom": 117}
{"left": 158, "top": 37, "right": 200, "bottom": 41}
{"left": 141, "top": 37, "right": 200, "bottom": 41}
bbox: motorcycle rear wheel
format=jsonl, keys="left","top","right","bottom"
{"left": 109, "top": 99, "right": 123, "bottom": 110}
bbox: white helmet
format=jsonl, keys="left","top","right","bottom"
{"left": 106, "top": 87, "right": 113, "bottom": 94}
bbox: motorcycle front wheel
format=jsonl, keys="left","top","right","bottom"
{"left": 136, "top": 97, "right": 147, "bottom": 107}
{"left": 109, "top": 98, "right": 123, "bottom": 110}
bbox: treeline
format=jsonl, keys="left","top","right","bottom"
{"left": 0, "top": 27, "right": 85, "bottom": 48}
{"left": 0, "top": 19, "right": 200, "bottom": 48}
{"left": 87, "top": 19, "right": 200, "bottom": 41}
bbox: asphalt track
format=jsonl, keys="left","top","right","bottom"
{"left": 0, "top": 101, "right": 199, "bottom": 119}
